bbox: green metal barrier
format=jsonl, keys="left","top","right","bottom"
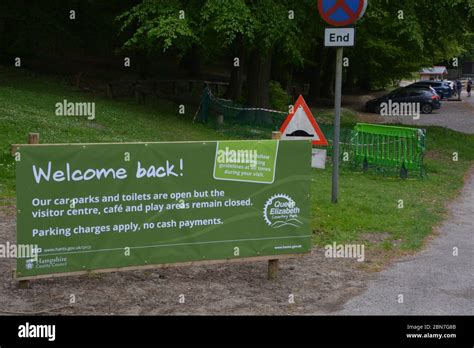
{"left": 351, "top": 123, "right": 426, "bottom": 177}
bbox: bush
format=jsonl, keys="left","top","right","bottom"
{"left": 269, "top": 81, "right": 290, "bottom": 112}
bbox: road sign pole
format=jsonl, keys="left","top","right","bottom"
{"left": 332, "top": 47, "right": 343, "bottom": 204}
{"left": 318, "top": 0, "right": 367, "bottom": 203}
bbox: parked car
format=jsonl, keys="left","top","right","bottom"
{"left": 408, "top": 84, "right": 438, "bottom": 96}
{"left": 366, "top": 87, "right": 441, "bottom": 114}
{"left": 408, "top": 81, "right": 452, "bottom": 99}
{"left": 446, "top": 80, "right": 455, "bottom": 91}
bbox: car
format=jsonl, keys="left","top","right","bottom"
{"left": 407, "top": 84, "right": 438, "bottom": 96}
{"left": 445, "top": 80, "right": 455, "bottom": 90}
{"left": 366, "top": 87, "right": 441, "bottom": 114}
{"left": 408, "top": 80, "right": 452, "bottom": 99}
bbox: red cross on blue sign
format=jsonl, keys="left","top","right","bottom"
{"left": 318, "top": 0, "right": 367, "bottom": 27}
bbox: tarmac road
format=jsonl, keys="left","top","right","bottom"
{"left": 335, "top": 169, "right": 474, "bottom": 315}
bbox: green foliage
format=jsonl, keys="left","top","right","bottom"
{"left": 116, "top": 0, "right": 474, "bottom": 91}
{"left": 246, "top": 0, "right": 306, "bottom": 63}
{"left": 460, "top": 33, "right": 474, "bottom": 60}
{"left": 117, "top": 0, "right": 311, "bottom": 65}
{"left": 200, "top": 0, "right": 255, "bottom": 48}
{"left": 268, "top": 81, "right": 290, "bottom": 112}
{"left": 117, "top": 0, "right": 199, "bottom": 52}
{"left": 348, "top": 0, "right": 474, "bottom": 88}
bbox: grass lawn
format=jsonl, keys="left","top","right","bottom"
{"left": 1, "top": 68, "right": 473, "bottom": 252}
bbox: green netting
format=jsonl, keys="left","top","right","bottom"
{"left": 197, "top": 86, "right": 286, "bottom": 128}
{"left": 318, "top": 124, "right": 355, "bottom": 159}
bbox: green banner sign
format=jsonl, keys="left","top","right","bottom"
{"left": 16, "top": 140, "right": 312, "bottom": 278}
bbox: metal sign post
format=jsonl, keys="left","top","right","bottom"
{"left": 332, "top": 47, "right": 343, "bottom": 203}
{"left": 318, "top": 0, "right": 367, "bottom": 203}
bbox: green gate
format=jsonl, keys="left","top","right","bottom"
{"left": 351, "top": 123, "right": 426, "bottom": 177}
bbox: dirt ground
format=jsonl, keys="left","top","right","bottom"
{"left": 0, "top": 204, "right": 397, "bottom": 315}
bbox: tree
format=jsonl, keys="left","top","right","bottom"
{"left": 117, "top": 0, "right": 310, "bottom": 123}
{"left": 200, "top": 0, "right": 255, "bottom": 100}
{"left": 117, "top": 0, "right": 474, "bottom": 111}
{"left": 345, "top": 0, "right": 474, "bottom": 89}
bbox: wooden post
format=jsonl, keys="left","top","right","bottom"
{"left": 19, "top": 279, "right": 30, "bottom": 289}
{"left": 268, "top": 131, "right": 282, "bottom": 280}
{"left": 217, "top": 114, "right": 224, "bottom": 126}
{"left": 268, "top": 259, "right": 279, "bottom": 280}
{"left": 17, "top": 133, "right": 39, "bottom": 289}
{"left": 28, "top": 132, "right": 40, "bottom": 145}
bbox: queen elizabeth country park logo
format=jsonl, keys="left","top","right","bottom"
{"left": 263, "top": 194, "right": 303, "bottom": 228}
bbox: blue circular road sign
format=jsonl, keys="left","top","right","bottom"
{"left": 318, "top": 0, "right": 368, "bottom": 27}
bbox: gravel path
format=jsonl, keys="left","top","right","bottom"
{"left": 382, "top": 91, "right": 474, "bottom": 134}
{"left": 355, "top": 91, "right": 474, "bottom": 134}
{"left": 335, "top": 169, "right": 474, "bottom": 315}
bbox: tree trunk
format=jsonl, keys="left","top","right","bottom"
{"left": 345, "top": 64, "right": 354, "bottom": 93}
{"left": 321, "top": 49, "right": 336, "bottom": 99}
{"left": 307, "top": 45, "right": 325, "bottom": 105}
{"left": 181, "top": 45, "right": 201, "bottom": 78}
{"left": 136, "top": 51, "right": 149, "bottom": 79}
{"left": 246, "top": 48, "right": 273, "bottom": 125}
{"left": 0, "top": 19, "right": 5, "bottom": 63}
{"left": 357, "top": 75, "right": 371, "bottom": 91}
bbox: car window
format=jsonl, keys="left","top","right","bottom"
{"left": 392, "top": 91, "right": 408, "bottom": 98}
{"left": 416, "top": 85, "right": 434, "bottom": 91}
{"left": 414, "top": 83, "right": 429, "bottom": 88}
{"left": 387, "top": 89, "right": 401, "bottom": 97}
{"left": 409, "top": 91, "right": 423, "bottom": 96}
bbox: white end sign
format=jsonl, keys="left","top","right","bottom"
{"left": 325, "top": 28, "right": 355, "bottom": 47}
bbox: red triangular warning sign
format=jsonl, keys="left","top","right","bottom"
{"left": 279, "top": 95, "right": 328, "bottom": 146}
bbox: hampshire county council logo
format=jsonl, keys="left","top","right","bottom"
{"left": 25, "top": 259, "right": 34, "bottom": 270}
{"left": 263, "top": 194, "right": 303, "bottom": 228}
